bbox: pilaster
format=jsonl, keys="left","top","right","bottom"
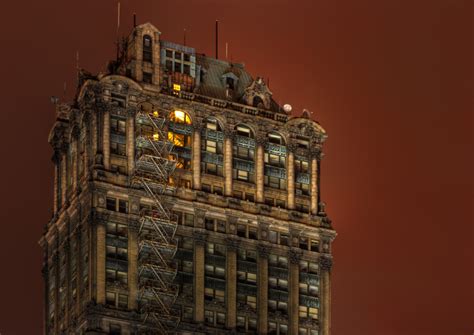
{"left": 225, "top": 237, "right": 239, "bottom": 329}
{"left": 287, "top": 151, "right": 295, "bottom": 210}
{"left": 193, "top": 230, "right": 207, "bottom": 322}
{"left": 103, "top": 109, "right": 110, "bottom": 170}
{"left": 193, "top": 127, "right": 202, "bottom": 190}
{"left": 257, "top": 243, "right": 270, "bottom": 333}
{"left": 127, "top": 108, "right": 136, "bottom": 175}
{"left": 289, "top": 249, "right": 302, "bottom": 335}
{"left": 319, "top": 256, "right": 333, "bottom": 335}
{"left": 224, "top": 130, "right": 234, "bottom": 196}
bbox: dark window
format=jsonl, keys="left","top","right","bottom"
{"left": 183, "top": 64, "right": 191, "bottom": 75}
{"left": 165, "top": 49, "right": 173, "bottom": 58}
{"left": 226, "top": 77, "right": 235, "bottom": 90}
{"left": 143, "top": 35, "right": 153, "bottom": 62}
{"left": 174, "top": 51, "right": 182, "bottom": 60}
{"left": 184, "top": 53, "right": 191, "bottom": 62}
{"left": 142, "top": 72, "right": 152, "bottom": 84}
{"left": 165, "top": 60, "right": 173, "bottom": 72}
{"left": 174, "top": 62, "right": 181, "bottom": 72}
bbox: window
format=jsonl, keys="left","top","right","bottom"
{"left": 226, "top": 77, "right": 235, "bottom": 90}
{"left": 299, "top": 282, "right": 319, "bottom": 296}
{"left": 165, "top": 60, "right": 173, "bottom": 72}
{"left": 106, "top": 291, "right": 128, "bottom": 309}
{"left": 265, "top": 153, "right": 286, "bottom": 168}
{"left": 296, "top": 203, "right": 309, "bottom": 213}
{"left": 110, "top": 118, "right": 126, "bottom": 135}
{"left": 310, "top": 239, "right": 320, "bottom": 252}
{"left": 174, "top": 61, "right": 181, "bottom": 73}
{"left": 204, "top": 288, "right": 225, "bottom": 302}
{"left": 300, "top": 261, "right": 319, "bottom": 274}
{"left": 238, "top": 294, "right": 257, "bottom": 308}
{"left": 167, "top": 131, "right": 191, "bottom": 147}
{"left": 268, "top": 133, "right": 283, "bottom": 144}
{"left": 202, "top": 162, "right": 223, "bottom": 176}
{"left": 238, "top": 249, "right": 257, "bottom": 262}
{"left": 237, "top": 271, "right": 257, "bottom": 284}
{"left": 269, "top": 277, "right": 288, "bottom": 290}
{"left": 142, "top": 71, "right": 152, "bottom": 84}
{"left": 206, "top": 118, "right": 222, "bottom": 131}
{"left": 265, "top": 175, "right": 286, "bottom": 189}
{"left": 174, "top": 51, "right": 182, "bottom": 60}
{"left": 296, "top": 182, "right": 310, "bottom": 196}
{"left": 143, "top": 35, "right": 153, "bottom": 62}
{"left": 269, "top": 255, "right": 288, "bottom": 268}
{"left": 169, "top": 110, "right": 192, "bottom": 124}
{"left": 295, "top": 159, "right": 309, "bottom": 173}
{"left": 110, "top": 142, "right": 126, "bottom": 156}
{"left": 237, "top": 315, "right": 257, "bottom": 332}
{"left": 109, "top": 324, "right": 121, "bottom": 335}
{"left": 184, "top": 53, "right": 191, "bottom": 62}
{"left": 106, "top": 198, "right": 128, "bottom": 214}
{"left": 236, "top": 125, "right": 252, "bottom": 137}
{"left": 183, "top": 64, "right": 191, "bottom": 75}
{"left": 165, "top": 49, "right": 173, "bottom": 58}
{"left": 299, "top": 306, "right": 319, "bottom": 320}
{"left": 182, "top": 306, "right": 193, "bottom": 321}
{"left": 205, "top": 310, "right": 226, "bottom": 326}
{"left": 237, "top": 170, "right": 249, "bottom": 181}
{"left": 297, "top": 136, "right": 309, "bottom": 149}
{"left": 206, "top": 243, "right": 226, "bottom": 256}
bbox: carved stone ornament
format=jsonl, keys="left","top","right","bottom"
{"left": 255, "top": 134, "right": 268, "bottom": 147}
{"left": 319, "top": 256, "right": 333, "bottom": 271}
{"left": 225, "top": 236, "right": 240, "bottom": 251}
{"left": 257, "top": 243, "right": 271, "bottom": 259}
{"left": 242, "top": 77, "right": 273, "bottom": 110}
{"left": 288, "top": 248, "right": 303, "bottom": 264}
{"left": 193, "top": 229, "right": 207, "bottom": 245}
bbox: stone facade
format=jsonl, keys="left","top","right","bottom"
{"left": 39, "top": 22, "right": 336, "bottom": 335}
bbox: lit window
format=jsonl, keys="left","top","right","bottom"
{"left": 169, "top": 110, "right": 192, "bottom": 124}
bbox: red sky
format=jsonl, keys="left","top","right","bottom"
{"left": 0, "top": 1, "right": 472, "bottom": 334}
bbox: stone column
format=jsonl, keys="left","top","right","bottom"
{"left": 224, "top": 132, "right": 233, "bottom": 196}
{"left": 192, "top": 127, "right": 201, "bottom": 190}
{"left": 320, "top": 256, "right": 332, "bottom": 335}
{"left": 40, "top": 241, "right": 49, "bottom": 335}
{"left": 127, "top": 109, "right": 135, "bottom": 175}
{"left": 287, "top": 151, "right": 295, "bottom": 210}
{"left": 194, "top": 231, "right": 206, "bottom": 322}
{"left": 289, "top": 250, "right": 301, "bottom": 335}
{"left": 91, "top": 112, "right": 98, "bottom": 160}
{"left": 103, "top": 110, "right": 110, "bottom": 170}
{"left": 226, "top": 237, "right": 239, "bottom": 329}
{"left": 75, "top": 228, "right": 82, "bottom": 316}
{"left": 128, "top": 220, "right": 139, "bottom": 310}
{"left": 71, "top": 133, "right": 79, "bottom": 194}
{"left": 95, "top": 217, "right": 107, "bottom": 304}
{"left": 257, "top": 244, "right": 270, "bottom": 333}
{"left": 255, "top": 137, "right": 266, "bottom": 203}
{"left": 60, "top": 150, "right": 67, "bottom": 207}
{"left": 310, "top": 156, "right": 318, "bottom": 215}
{"left": 52, "top": 152, "right": 60, "bottom": 214}
{"left": 64, "top": 238, "right": 71, "bottom": 328}
{"left": 54, "top": 236, "right": 60, "bottom": 335}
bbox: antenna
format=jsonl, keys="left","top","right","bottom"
{"left": 116, "top": 2, "right": 121, "bottom": 61}
{"left": 183, "top": 28, "right": 187, "bottom": 46}
{"left": 215, "top": 20, "right": 219, "bottom": 59}
{"left": 76, "top": 51, "right": 80, "bottom": 70}
{"left": 225, "top": 42, "right": 228, "bottom": 60}
{"left": 133, "top": 12, "right": 136, "bottom": 27}
{"left": 63, "top": 82, "right": 67, "bottom": 98}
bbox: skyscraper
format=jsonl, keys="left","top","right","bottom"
{"left": 40, "top": 22, "right": 335, "bottom": 335}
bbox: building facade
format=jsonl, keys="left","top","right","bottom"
{"left": 40, "top": 22, "right": 336, "bottom": 335}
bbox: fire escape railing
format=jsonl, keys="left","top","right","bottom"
{"left": 131, "top": 110, "right": 179, "bottom": 333}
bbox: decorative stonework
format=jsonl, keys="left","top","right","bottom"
{"left": 319, "top": 256, "right": 333, "bottom": 271}
{"left": 242, "top": 77, "right": 272, "bottom": 110}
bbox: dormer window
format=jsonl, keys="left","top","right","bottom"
{"left": 226, "top": 77, "right": 235, "bottom": 90}
{"left": 143, "top": 35, "right": 153, "bottom": 62}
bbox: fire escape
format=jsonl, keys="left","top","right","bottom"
{"left": 131, "top": 107, "right": 179, "bottom": 333}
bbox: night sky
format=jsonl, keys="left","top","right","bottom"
{"left": 0, "top": 1, "right": 472, "bottom": 334}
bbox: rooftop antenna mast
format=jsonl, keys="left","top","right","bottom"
{"left": 116, "top": 1, "right": 121, "bottom": 61}
{"left": 133, "top": 12, "right": 137, "bottom": 28}
{"left": 225, "top": 42, "right": 228, "bottom": 60}
{"left": 183, "top": 28, "right": 187, "bottom": 46}
{"left": 215, "top": 20, "right": 219, "bottom": 59}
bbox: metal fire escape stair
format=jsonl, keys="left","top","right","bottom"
{"left": 131, "top": 110, "right": 179, "bottom": 334}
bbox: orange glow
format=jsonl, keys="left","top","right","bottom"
{"left": 170, "top": 110, "right": 191, "bottom": 124}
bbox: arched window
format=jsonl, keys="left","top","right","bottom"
{"left": 264, "top": 133, "right": 287, "bottom": 190}
{"left": 252, "top": 96, "right": 264, "bottom": 108}
{"left": 201, "top": 118, "right": 224, "bottom": 176}
{"left": 233, "top": 125, "right": 255, "bottom": 183}
{"left": 168, "top": 110, "right": 192, "bottom": 169}
{"left": 143, "top": 35, "right": 153, "bottom": 63}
